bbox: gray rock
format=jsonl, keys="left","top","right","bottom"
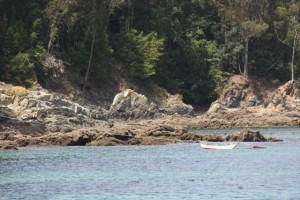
{"left": 225, "top": 129, "right": 271, "bottom": 142}
{"left": 0, "top": 94, "right": 14, "bottom": 106}
{"left": 206, "top": 101, "right": 227, "bottom": 117}
{"left": 0, "top": 106, "right": 16, "bottom": 118}
{"left": 109, "top": 89, "right": 158, "bottom": 119}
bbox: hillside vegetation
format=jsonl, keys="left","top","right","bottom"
{"left": 0, "top": 0, "right": 300, "bottom": 106}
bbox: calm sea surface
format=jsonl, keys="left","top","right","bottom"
{"left": 1, "top": 127, "right": 300, "bottom": 200}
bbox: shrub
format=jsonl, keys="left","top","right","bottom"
{"left": 10, "top": 52, "right": 35, "bottom": 87}
{"left": 115, "top": 29, "right": 164, "bottom": 79}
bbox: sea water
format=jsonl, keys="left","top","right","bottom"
{"left": 1, "top": 127, "right": 300, "bottom": 200}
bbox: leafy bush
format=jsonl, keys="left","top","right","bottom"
{"left": 209, "top": 65, "right": 233, "bottom": 96}
{"left": 3, "top": 21, "right": 28, "bottom": 58}
{"left": 10, "top": 53, "right": 35, "bottom": 87}
{"left": 115, "top": 29, "right": 164, "bottom": 79}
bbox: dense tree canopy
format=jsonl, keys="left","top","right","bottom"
{"left": 0, "top": 0, "right": 299, "bottom": 105}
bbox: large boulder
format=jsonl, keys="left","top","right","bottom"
{"left": 225, "top": 129, "right": 266, "bottom": 142}
{"left": 224, "top": 128, "right": 282, "bottom": 142}
{"left": 266, "top": 80, "right": 300, "bottom": 111}
{"left": 159, "top": 94, "right": 194, "bottom": 115}
{"left": 109, "top": 89, "right": 158, "bottom": 119}
{"left": 206, "top": 101, "right": 227, "bottom": 118}
{"left": 206, "top": 76, "right": 265, "bottom": 117}
{"left": 109, "top": 89, "right": 194, "bottom": 119}
{"left": 0, "top": 106, "right": 16, "bottom": 120}
{"left": 220, "top": 76, "right": 264, "bottom": 108}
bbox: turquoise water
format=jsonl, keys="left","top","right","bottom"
{"left": 1, "top": 127, "right": 300, "bottom": 200}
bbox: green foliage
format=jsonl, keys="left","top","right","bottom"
{"left": 209, "top": 65, "right": 233, "bottom": 96}
{"left": 149, "top": 0, "right": 222, "bottom": 104}
{"left": 275, "top": 2, "right": 300, "bottom": 46}
{"left": 219, "top": 25, "right": 244, "bottom": 73}
{"left": 10, "top": 53, "right": 35, "bottom": 87}
{"left": 221, "top": 0, "right": 269, "bottom": 77}
{"left": 3, "top": 21, "right": 28, "bottom": 58}
{"left": 115, "top": 29, "right": 164, "bottom": 79}
{"left": 274, "top": 1, "right": 300, "bottom": 81}
{"left": 1, "top": 0, "right": 300, "bottom": 107}
{"left": 240, "top": 21, "right": 269, "bottom": 40}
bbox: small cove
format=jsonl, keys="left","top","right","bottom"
{"left": 1, "top": 127, "right": 300, "bottom": 200}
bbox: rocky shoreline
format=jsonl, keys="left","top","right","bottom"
{"left": 2, "top": 77, "right": 299, "bottom": 150}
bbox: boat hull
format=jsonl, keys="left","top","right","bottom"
{"left": 201, "top": 143, "right": 238, "bottom": 150}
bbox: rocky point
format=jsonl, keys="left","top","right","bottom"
{"left": 1, "top": 77, "right": 295, "bottom": 150}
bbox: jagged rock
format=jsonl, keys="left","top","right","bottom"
{"left": 16, "top": 138, "right": 30, "bottom": 147}
{"left": 109, "top": 89, "right": 158, "bottom": 119}
{"left": 0, "top": 94, "right": 14, "bottom": 106}
{"left": 109, "top": 89, "right": 194, "bottom": 119}
{"left": 293, "top": 81, "right": 300, "bottom": 99}
{"left": 0, "top": 114, "right": 13, "bottom": 122}
{"left": 206, "top": 101, "right": 227, "bottom": 117}
{"left": 68, "top": 132, "right": 93, "bottom": 146}
{"left": 143, "top": 125, "right": 176, "bottom": 137}
{"left": 1, "top": 145, "right": 18, "bottom": 150}
{"left": 0, "top": 141, "right": 18, "bottom": 150}
{"left": 0, "top": 106, "right": 16, "bottom": 118}
{"left": 0, "top": 117, "right": 46, "bottom": 136}
{"left": 225, "top": 129, "right": 266, "bottom": 142}
{"left": 224, "top": 128, "right": 282, "bottom": 142}
{"left": 89, "top": 137, "right": 127, "bottom": 146}
{"left": 266, "top": 80, "right": 300, "bottom": 111}
{"left": 38, "top": 131, "right": 97, "bottom": 146}
{"left": 160, "top": 94, "right": 194, "bottom": 115}
{"left": 112, "top": 133, "right": 133, "bottom": 141}
{"left": 209, "top": 75, "right": 264, "bottom": 112}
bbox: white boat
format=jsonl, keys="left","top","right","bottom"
{"left": 201, "top": 143, "right": 238, "bottom": 150}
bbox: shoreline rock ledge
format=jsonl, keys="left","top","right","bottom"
{"left": 0, "top": 126, "right": 283, "bottom": 150}
{"left": 0, "top": 84, "right": 284, "bottom": 150}
{"left": 224, "top": 128, "right": 283, "bottom": 142}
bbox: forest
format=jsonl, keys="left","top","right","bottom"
{"left": 0, "top": 0, "right": 300, "bottom": 106}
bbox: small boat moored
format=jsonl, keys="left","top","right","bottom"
{"left": 201, "top": 143, "right": 238, "bottom": 150}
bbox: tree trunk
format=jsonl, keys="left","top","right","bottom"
{"left": 291, "top": 29, "right": 297, "bottom": 82}
{"left": 243, "top": 39, "right": 249, "bottom": 78}
{"left": 83, "top": 29, "right": 96, "bottom": 92}
{"left": 47, "top": 21, "right": 58, "bottom": 52}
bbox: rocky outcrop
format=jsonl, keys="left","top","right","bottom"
{"left": 108, "top": 89, "right": 194, "bottom": 119}
{"left": 205, "top": 76, "right": 300, "bottom": 126}
{"left": 206, "top": 76, "right": 262, "bottom": 118}
{"left": 205, "top": 101, "right": 228, "bottom": 119}
{"left": 0, "top": 81, "right": 289, "bottom": 149}
{"left": 0, "top": 140, "right": 18, "bottom": 150}
{"left": 224, "top": 128, "right": 282, "bottom": 142}
{"left": 1, "top": 124, "right": 281, "bottom": 148}
{"left": 219, "top": 76, "right": 264, "bottom": 108}
{"left": 267, "top": 80, "right": 300, "bottom": 111}
{"left": 1, "top": 84, "right": 197, "bottom": 149}
{"left": 108, "top": 89, "right": 159, "bottom": 119}
{"left": 0, "top": 94, "right": 14, "bottom": 106}
{"left": 159, "top": 94, "right": 194, "bottom": 115}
